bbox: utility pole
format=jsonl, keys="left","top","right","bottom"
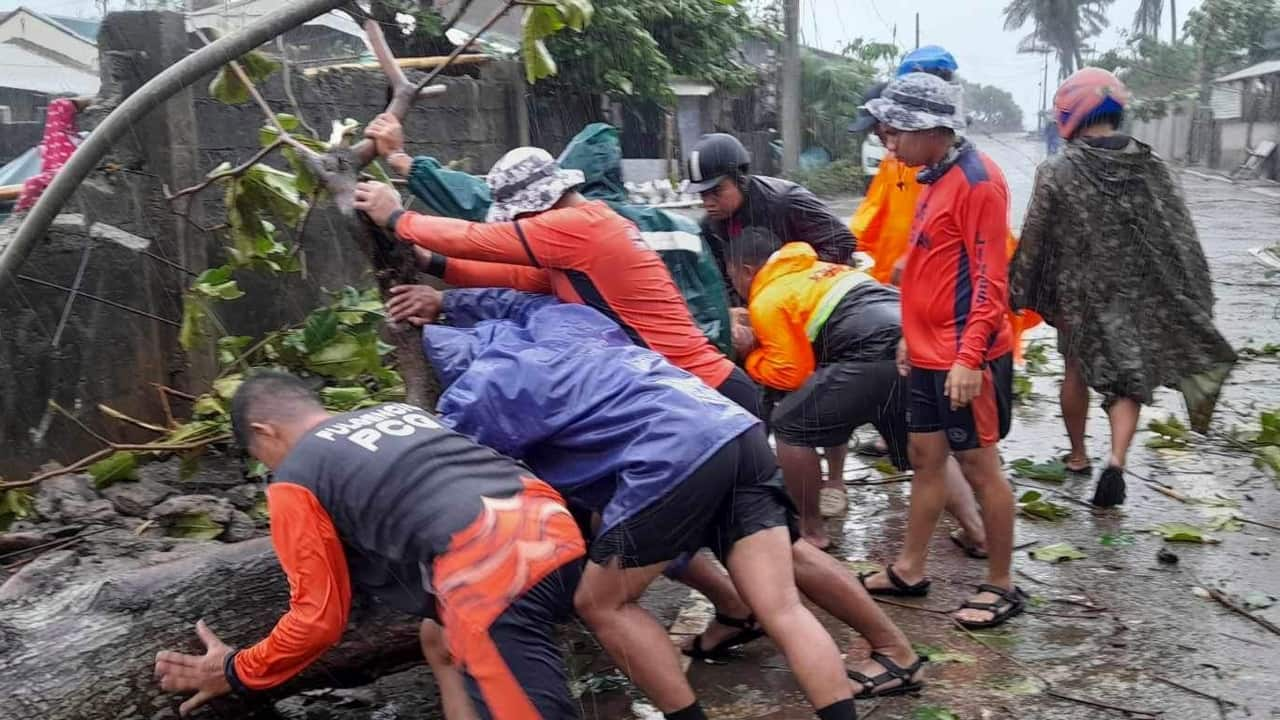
{"left": 915, "top": 13, "right": 920, "bottom": 50}
{"left": 1040, "top": 51, "right": 1049, "bottom": 131}
{"left": 780, "top": 0, "right": 801, "bottom": 174}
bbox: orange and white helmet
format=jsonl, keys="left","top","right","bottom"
{"left": 1053, "top": 67, "right": 1131, "bottom": 140}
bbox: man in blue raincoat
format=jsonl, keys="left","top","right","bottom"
{"left": 412, "top": 287, "right": 925, "bottom": 716}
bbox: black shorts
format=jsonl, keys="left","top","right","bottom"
{"left": 907, "top": 353, "right": 1013, "bottom": 451}
{"left": 462, "top": 560, "right": 583, "bottom": 719}
{"left": 769, "top": 359, "right": 910, "bottom": 470}
{"left": 589, "top": 426, "right": 798, "bottom": 568}
{"left": 715, "top": 365, "right": 765, "bottom": 419}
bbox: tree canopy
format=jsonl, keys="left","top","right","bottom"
{"left": 1004, "top": 0, "right": 1116, "bottom": 80}
{"left": 962, "top": 80, "right": 1025, "bottom": 132}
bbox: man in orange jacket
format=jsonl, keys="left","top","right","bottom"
{"left": 727, "top": 229, "right": 987, "bottom": 561}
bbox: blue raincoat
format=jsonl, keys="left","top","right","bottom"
{"left": 424, "top": 288, "right": 759, "bottom": 537}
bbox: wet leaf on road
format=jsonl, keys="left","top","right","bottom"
{"left": 914, "top": 707, "right": 960, "bottom": 720}
{"left": 1029, "top": 543, "right": 1086, "bottom": 562}
{"left": 1152, "top": 522, "right": 1220, "bottom": 544}
{"left": 1206, "top": 510, "right": 1244, "bottom": 532}
{"left": 912, "top": 643, "right": 976, "bottom": 664}
{"left": 1243, "top": 591, "right": 1277, "bottom": 610}
{"left": 1018, "top": 490, "right": 1071, "bottom": 520}
{"left": 845, "top": 560, "right": 884, "bottom": 576}
{"left": 1147, "top": 416, "right": 1190, "bottom": 449}
{"left": 1099, "top": 533, "right": 1137, "bottom": 546}
{"left": 872, "top": 459, "right": 898, "bottom": 475}
{"left": 1010, "top": 458, "right": 1067, "bottom": 482}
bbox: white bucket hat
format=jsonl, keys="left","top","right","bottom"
{"left": 485, "top": 147, "right": 585, "bottom": 223}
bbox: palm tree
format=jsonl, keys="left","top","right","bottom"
{"left": 1133, "top": 0, "right": 1178, "bottom": 45}
{"left": 1004, "top": 0, "right": 1115, "bottom": 80}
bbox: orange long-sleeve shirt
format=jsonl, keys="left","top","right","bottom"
{"left": 902, "top": 147, "right": 1013, "bottom": 371}
{"left": 393, "top": 201, "right": 735, "bottom": 387}
{"left": 230, "top": 483, "right": 352, "bottom": 691}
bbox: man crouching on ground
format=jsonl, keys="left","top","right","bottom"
{"left": 153, "top": 371, "right": 586, "bottom": 719}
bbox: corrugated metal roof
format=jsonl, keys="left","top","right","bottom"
{"left": 47, "top": 15, "right": 101, "bottom": 43}
{"left": 1214, "top": 59, "right": 1280, "bottom": 84}
{"left": 0, "top": 40, "right": 99, "bottom": 95}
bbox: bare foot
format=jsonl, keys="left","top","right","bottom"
{"left": 1063, "top": 452, "right": 1091, "bottom": 473}
{"left": 953, "top": 585, "right": 1024, "bottom": 627}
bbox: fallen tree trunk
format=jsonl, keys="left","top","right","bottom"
{"left": 0, "top": 538, "right": 422, "bottom": 720}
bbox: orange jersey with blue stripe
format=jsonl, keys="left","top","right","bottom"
{"left": 902, "top": 145, "right": 1013, "bottom": 371}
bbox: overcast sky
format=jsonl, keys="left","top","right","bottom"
{"left": 12, "top": 0, "right": 1201, "bottom": 128}
{"left": 798, "top": 0, "right": 1200, "bottom": 128}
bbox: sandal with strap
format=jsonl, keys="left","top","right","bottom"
{"left": 858, "top": 564, "right": 932, "bottom": 597}
{"left": 950, "top": 528, "right": 989, "bottom": 559}
{"left": 683, "top": 613, "right": 766, "bottom": 660}
{"left": 1061, "top": 453, "right": 1092, "bottom": 475}
{"left": 848, "top": 651, "right": 927, "bottom": 699}
{"left": 954, "top": 584, "right": 1027, "bottom": 629}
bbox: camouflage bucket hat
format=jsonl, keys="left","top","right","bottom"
{"left": 866, "top": 72, "right": 966, "bottom": 132}
{"left": 485, "top": 147, "right": 586, "bottom": 223}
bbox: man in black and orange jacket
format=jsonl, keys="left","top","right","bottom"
{"left": 153, "top": 371, "right": 586, "bottom": 720}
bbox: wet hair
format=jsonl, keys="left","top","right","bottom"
{"left": 725, "top": 227, "right": 784, "bottom": 270}
{"left": 230, "top": 370, "right": 324, "bottom": 449}
{"left": 922, "top": 68, "right": 954, "bottom": 82}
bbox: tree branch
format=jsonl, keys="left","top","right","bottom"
{"left": 276, "top": 36, "right": 319, "bottom": 138}
{"left": 441, "top": 0, "right": 479, "bottom": 34}
{"left": 163, "top": 138, "right": 286, "bottom": 202}
{"left": 414, "top": 0, "right": 518, "bottom": 92}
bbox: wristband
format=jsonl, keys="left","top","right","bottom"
{"left": 223, "top": 649, "right": 250, "bottom": 695}
{"left": 385, "top": 209, "right": 406, "bottom": 235}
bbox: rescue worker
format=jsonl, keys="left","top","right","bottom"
{"left": 154, "top": 372, "right": 587, "bottom": 719}
{"left": 724, "top": 228, "right": 985, "bottom": 556}
{"left": 1010, "top": 68, "right": 1236, "bottom": 507}
{"left": 855, "top": 73, "right": 1026, "bottom": 629}
{"left": 414, "top": 289, "right": 874, "bottom": 719}
{"left": 688, "top": 131, "right": 856, "bottom": 300}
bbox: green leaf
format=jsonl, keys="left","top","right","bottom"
{"left": 1206, "top": 510, "right": 1244, "bottom": 532}
{"left": 88, "top": 451, "right": 138, "bottom": 489}
{"left": 1017, "top": 490, "right": 1071, "bottom": 521}
{"left": 913, "top": 708, "right": 960, "bottom": 720}
{"left": 192, "top": 394, "right": 225, "bottom": 418}
{"left": 165, "top": 419, "right": 228, "bottom": 445}
{"left": 1254, "top": 445, "right": 1280, "bottom": 484}
{"left": 179, "top": 295, "right": 209, "bottom": 351}
{"left": 1152, "top": 522, "right": 1219, "bottom": 544}
{"left": 217, "top": 335, "right": 254, "bottom": 366}
{"left": 1012, "top": 372, "right": 1033, "bottom": 404}
{"left": 845, "top": 560, "right": 883, "bottom": 576}
{"left": 1029, "top": 543, "right": 1086, "bottom": 563}
{"left": 303, "top": 309, "right": 340, "bottom": 353}
{"left": 213, "top": 374, "right": 244, "bottom": 401}
{"left": 872, "top": 458, "right": 899, "bottom": 475}
{"left": 1099, "top": 533, "right": 1136, "bottom": 547}
{"left": 0, "top": 489, "right": 34, "bottom": 531}
{"left": 192, "top": 266, "right": 244, "bottom": 301}
{"left": 168, "top": 512, "right": 225, "bottom": 541}
{"left": 251, "top": 493, "right": 270, "bottom": 521}
{"left": 179, "top": 453, "right": 201, "bottom": 482}
{"left": 246, "top": 460, "right": 270, "bottom": 480}
{"left": 209, "top": 50, "right": 280, "bottom": 105}
{"left": 1148, "top": 415, "right": 1189, "bottom": 445}
{"left": 321, "top": 385, "right": 371, "bottom": 411}
{"left": 911, "top": 643, "right": 975, "bottom": 664}
{"left": 1010, "top": 458, "right": 1067, "bottom": 482}
{"left": 274, "top": 113, "right": 299, "bottom": 132}
{"left": 1022, "top": 341, "right": 1051, "bottom": 374}
{"left": 1256, "top": 410, "right": 1280, "bottom": 446}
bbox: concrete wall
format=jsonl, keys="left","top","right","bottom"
{"left": 0, "top": 87, "right": 50, "bottom": 123}
{"left": 1213, "top": 120, "right": 1280, "bottom": 177}
{"left": 1130, "top": 106, "right": 1194, "bottom": 164}
{"left": 0, "top": 10, "right": 533, "bottom": 475}
{"left": 0, "top": 120, "right": 42, "bottom": 164}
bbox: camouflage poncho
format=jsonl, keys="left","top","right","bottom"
{"left": 1010, "top": 136, "right": 1236, "bottom": 431}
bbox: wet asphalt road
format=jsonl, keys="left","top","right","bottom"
{"left": 287, "top": 135, "right": 1280, "bottom": 720}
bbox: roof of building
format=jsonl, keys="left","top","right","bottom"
{"left": 1215, "top": 59, "right": 1280, "bottom": 84}
{"left": 0, "top": 39, "right": 99, "bottom": 95}
{"left": 0, "top": 7, "right": 100, "bottom": 45}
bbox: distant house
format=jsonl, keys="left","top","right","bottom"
{"left": 0, "top": 7, "right": 100, "bottom": 124}
{"left": 1210, "top": 60, "right": 1280, "bottom": 176}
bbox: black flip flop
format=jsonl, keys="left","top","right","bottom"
{"left": 954, "top": 584, "right": 1027, "bottom": 629}
{"left": 858, "top": 564, "right": 932, "bottom": 597}
{"left": 950, "top": 529, "right": 989, "bottom": 559}
{"left": 683, "top": 613, "right": 766, "bottom": 660}
{"left": 848, "top": 651, "right": 927, "bottom": 699}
